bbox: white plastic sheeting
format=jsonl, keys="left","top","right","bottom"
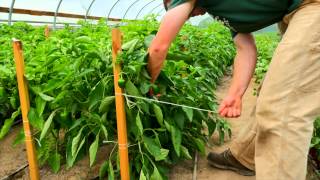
{"left": 0, "top": 0, "right": 209, "bottom": 26}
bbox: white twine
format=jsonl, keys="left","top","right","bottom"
{"left": 115, "top": 93, "right": 217, "bottom": 114}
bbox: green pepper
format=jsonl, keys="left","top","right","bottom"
{"left": 0, "top": 87, "right": 5, "bottom": 97}
{"left": 118, "top": 78, "right": 125, "bottom": 88}
{"left": 60, "top": 110, "right": 68, "bottom": 121}
{"left": 152, "top": 84, "right": 160, "bottom": 94}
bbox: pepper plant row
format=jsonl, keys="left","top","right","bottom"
{"left": 0, "top": 18, "right": 235, "bottom": 179}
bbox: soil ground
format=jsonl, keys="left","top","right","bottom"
{"left": 0, "top": 76, "right": 319, "bottom": 180}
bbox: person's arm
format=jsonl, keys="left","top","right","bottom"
{"left": 147, "top": 0, "right": 196, "bottom": 83}
{"left": 218, "top": 33, "right": 257, "bottom": 118}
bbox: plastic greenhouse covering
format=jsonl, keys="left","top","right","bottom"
{"left": 0, "top": 0, "right": 209, "bottom": 27}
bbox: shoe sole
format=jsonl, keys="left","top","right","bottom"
{"left": 208, "top": 160, "right": 255, "bottom": 176}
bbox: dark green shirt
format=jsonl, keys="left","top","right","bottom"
{"left": 168, "top": 0, "right": 302, "bottom": 37}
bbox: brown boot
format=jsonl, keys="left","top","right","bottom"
{"left": 207, "top": 149, "right": 255, "bottom": 176}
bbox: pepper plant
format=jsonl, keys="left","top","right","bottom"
{"left": 0, "top": 17, "right": 235, "bottom": 179}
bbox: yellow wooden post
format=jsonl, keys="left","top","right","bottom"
{"left": 12, "top": 39, "right": 40, "bottom": 180}
{"left": 111, "top": 29, "right": 130, "bottom": 180}
{"left": 44, "top": 25, "right": 50, "bottom": 39}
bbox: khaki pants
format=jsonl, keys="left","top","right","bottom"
{"left": 229, "top": 0, "right": 320, "bottom": 179}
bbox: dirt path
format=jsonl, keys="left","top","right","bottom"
{"left": 0, "top": 127, "right": 28, "bottom": 179}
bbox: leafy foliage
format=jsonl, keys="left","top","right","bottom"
{"left": 0, "top": 23, "right": 46, "bottom": 138}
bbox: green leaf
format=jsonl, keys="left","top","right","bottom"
{"left": 70, "top": 137, "right": 86, "bottom": 166}
{"left": 181, "top": 146, "right": 192, "bottom": 160}
{"left": 182, "top": 107, "right": 193, "bottom": 122}
{"left": 166, "top": 52, "right": 193, "bottom": 62}
{"left": 194, "top": 138, "right": 205, "bottom": 155}
{"left": 12, "top": 128, "right": 25, "bottom": 147}
{"left": 68, "top": 118, "right": 84, "bottom": 132}
{"left": 108, "top": 159, "right": 114, "bottom": 180}
{"left": 137, "top": 101, "right": 150, "bottom": 114}
{"left": 153, "top": 104, "right": 163, "bottom": 127}
{"left": 155, "top": 148, "right": 169, "bottom": 161}
{"left": 144, "top": 34, "right": 155, "bottom": 48}
{"left": 35, "top": 96, "right": 46, "bottom": 116}
{"left": 88, "top": 81, "right": 105, "bottom": 111}
{"left": 135, "top": 113, "right": 143, "bottom": 136}
{"left": 101, "top": 125, "right": 108, "bottom": 140}
{"left": 89, "top": 133, "right": 99, "bottom": 167}
{"left": 53, "top": 91, "right": 67, "bottom": 103}
{"left": 38, "top": 92, "right": 54, "bottom": 101}
{"left": 122, "top": 39, "right": 139, "bottom": 53}
{"left": 72, "top": 127, "right": 84, "bottom": 157}
{"left": 150, "top": 165, "right": 162, "bottom": 180}
{"left": 164, "top": 121, "right": 172, "bottom": 133}
{"left": 206, "top": 119, "right": 216, "bottom": 136}
{"left": 40, "top": 109, "right": 58, "bottom": 141}
{"left": 11, "top": 109, "right": 21, "bottom": 120}
{"left": 219, "top": 129, "right": 225, "bottom": 145}
{"left": 174, "top": 111, "right": 185, "bottom": 130}
{"left": 75, "top": 36, "right": 92, "bottom": 43}
{"left": 99, "top": 161, "right": 108, "bottom": 179}
{"left": 48, "top": 151, "right": 61, "bottom": 173}
{"left": 125, "top": 80, "right": 140, "bottom": 96}
{"left": 28, "top": 108, "right": 44, "bottom": 130}
{"left": 0, "top": 118, "right": 14, "bottom": 139}
{"left": 171, "top": 125, "right": 182, "bottom": 157}
{"left": 139, "top": 169, "right": 147, "bottom": 180}
{"left": 43, "top": 79, "right": 65, "bottom": 92}
{"left": 142, "top": 136, "right": 161, "bottom": 159}
{"left": 140, "top": 82, "right": 151, "bottom": 94}
{"left": 66, "top": 138, "right": 73, "bottom": 168}
{"left": 99, "top": 96, "right": 115, "bottom": 113}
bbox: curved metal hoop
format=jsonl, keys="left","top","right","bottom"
{"left": 107, "top": 0, "right": 120, "bottom": 22}
{"left": 155, "top": 7, "right": 165, "bottom": 17}
{"left": 54, "top": 0, "right": 63, "bottom": 30}
{"left": 147, "top": 2, "right": 163, "bottom": 15}
{"left": 135, "top": 0, "right": 157, "bottom": 20}
{"left": 122, "top": 0, "right": 140, "bottom": 20}
{"left": 85, "top": 0, "right": 96, "bottom": 21}
{"left": 8, "top": 0, "right": 16, "bottom": 25}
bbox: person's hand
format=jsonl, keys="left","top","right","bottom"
{"left": 218, "top": 94, "right": 242, "bottom": 118}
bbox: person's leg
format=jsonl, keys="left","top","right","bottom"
{"left": 254, "top": 1, "right": 320, "bottom": 179}
{"left": 228, "top": 107, "right": 256, "bottom": 170}
{"left": 208, "top": 1, "right": 320, "bottom": 177}
{"left": 207, "top": 107, "right": 256, "bottom": 176}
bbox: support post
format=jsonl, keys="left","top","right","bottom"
{"left": 111, "top": 29, "right": 130, "bottom": 180}
{"left": 12, "top": 39, "right": 40, "bottom": 180}
{"left": 44, "top": 25, "right": 50, "bottom": 38}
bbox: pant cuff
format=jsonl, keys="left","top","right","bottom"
{"left": 229, "top": 143, "right": 255, "bottom": 171}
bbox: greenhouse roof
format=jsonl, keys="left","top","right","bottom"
{"left": 0, "top": 0, "right": 209, "bottom": 27}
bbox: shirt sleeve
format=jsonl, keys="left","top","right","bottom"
{"left": 167, "top": 0, "right": 189, "bottom": 10}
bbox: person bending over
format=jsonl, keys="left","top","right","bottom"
{"left": 147, "top": 0, "right": 320, "bottom": 179}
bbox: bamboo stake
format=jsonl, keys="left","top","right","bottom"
{"left": 44, "top": 25, "right": 50, "bottom": 38}
{"left": 111, "top": 29, "right": 130, "bottom": 180}
{"left": 12, "top": 39, "right": 40, "bottom": 180}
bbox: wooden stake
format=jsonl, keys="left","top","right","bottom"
{"left": 44, "top": 25, "right": 50, "bottom": 38}
{"left": 12, "top": 39, "right": 40, "bottom": 180}
{"left": 111, "top": 29, "right": 130, "bottom": 180}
